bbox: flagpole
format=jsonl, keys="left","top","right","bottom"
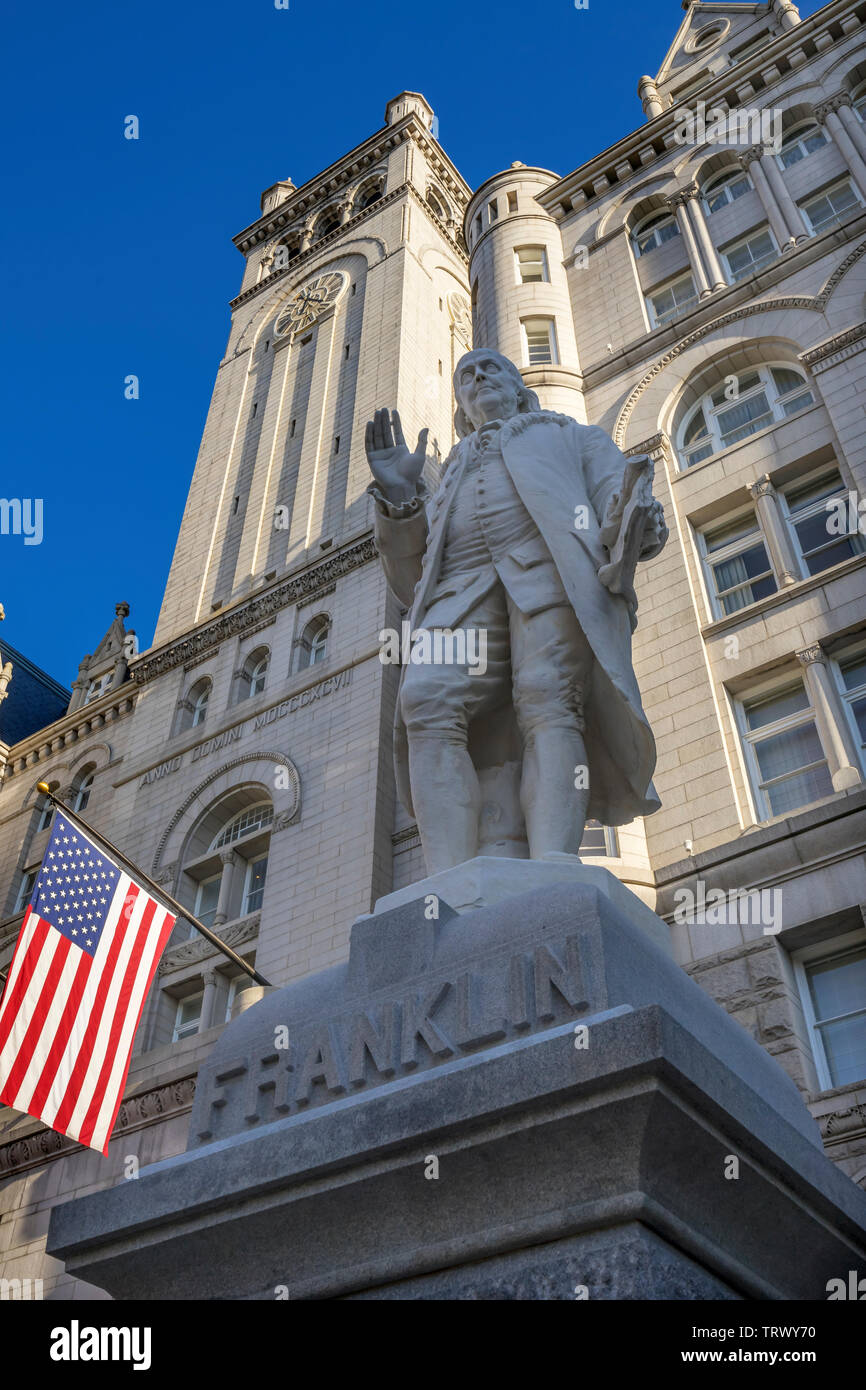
{"left": 35, "top": 784, "right": 272, "bottom": 987}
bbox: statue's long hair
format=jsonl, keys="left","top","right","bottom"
{"left": 452, "top": 349, "right": 541, "bottom": 439}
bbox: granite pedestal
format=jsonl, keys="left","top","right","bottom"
{"left": 48, "top": 867, "right": 866, "bottom": 1299}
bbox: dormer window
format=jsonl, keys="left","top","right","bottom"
{"left": 83, "top": 673, "right": 112, "bottom": 705}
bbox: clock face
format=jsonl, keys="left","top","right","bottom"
{"left": 273, "top": 272, "right": 346, "bottom": 339}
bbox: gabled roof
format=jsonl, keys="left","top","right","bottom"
{"left": 655, "top": 3, "right": 778, "bottom": 98}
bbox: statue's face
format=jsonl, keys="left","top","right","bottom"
{"left": 455, "top": 351, "right": 521, "bottom": 429}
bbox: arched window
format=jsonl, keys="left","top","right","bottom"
{"left": 71, "top": 764, "right": 96, "bottom": 814}
{"left": 355, "top": 180, "right": 384, "bottom": 211}
{"left": 701, "top": 166, "right": 751, "bottom": 214}
{"left": 426, "top": 189, "right": 446, "bottom": 220}
{"left": 632, "top": 210, "right": 680, "bottom": 257}
{"left": 297, "top": 615, "right": 330, "bottom": 670}
{"left": 211, "top": 802, "right": 274, "bottom": 850}
{"left": 777, "top": 121, "right": 828, "bottom": 169}
{"left": 35, "top": 781, "right": 59, "bottom": 832}
{"left": 677, "top": 364, "right": 815, "bottom": 469}
{"left": 315, "top": 207, "right": 342, "bottom": 240}
{"left": 236, "top": 647, "right": 269, "bottom": 702}
{"left": 176, "top": 676, "right": 211, "bottom": 735}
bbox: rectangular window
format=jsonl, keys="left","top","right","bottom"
{"left": 488, "top": 198, "right": 499, "bottom": 222}
{"left": 723, "top": 227, "right": 778, "bottom": 281}
{"left": 837, "top": 651, "right": 866, "bottom": 768}
{"left": 647, "top": 274, "right": 697, "bottom": 328}
{"left": 800, "top": 180, "right": 863, "bottom": 234}
{"left": 794, "top": 935, "right": 866, "bottom": 1089}
{"left": 741, "top": 683, "right": 833, "bottom": 819}
{"left": 507, "top": 191, "right": 518, "bottom": 213}
{"left": 244, "top": 854, "right": 268, "bottom": 915}
{"left": 579, "top": 822, "right": 619, "bottom": 857}
{"left": 782, "top": 471, "right": 866, "bottom": 577}
{"left": 515, "top": 246, "right": 548, "bottom": 283}
{"left": 701, "top": 513, "right": 777, "bottom": 616}
{"left": 194, "top": 873, "right": 221, "bottom": 931}
{"left": 522, "top": 317, "right": 558, "bottom": 366}
{"left": 173, "top": 992, "right": 203, "bottom": 1043}
{"left": 14, "top": 868, "right": 38, "bottom": 914}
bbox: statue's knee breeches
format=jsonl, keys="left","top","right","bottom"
{"left": 510, "top": 609, "right": 593, "bottom": 738}
{"left": 400, "top": 661, "right": 474, "bottom": 738}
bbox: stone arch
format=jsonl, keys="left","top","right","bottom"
{"left": 613, "top": 299, "right": 823, "bottom": 447}
{"left": 595, "top": 175, "right": 675, "bottom": 238}
{"left": 234, "top": 244, "right": 385, "bottom": 358}
{"left": 152, "top": 750, "right": 301, "bottom": 875}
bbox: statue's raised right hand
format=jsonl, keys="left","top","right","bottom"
{"left": 365, "top": 408, "right": 428, "bottom": 505}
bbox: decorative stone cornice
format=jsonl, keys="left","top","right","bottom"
{"left": 625, "top": 432, "right": 670, "bottom": 461}
{"left": 0, "top": 1075, "right": 197, "bottom": 1176}
{"left": 3, "top": 688, "right": 136, "bottom": 780}
{"left": 158, "top": 912, "right": 260, "bottom": 975}
{"left": 800, "top": 321, "right": 866, "bottom": 373}
{"left": 132, "top": 536, "right": 376, "bottom": 686}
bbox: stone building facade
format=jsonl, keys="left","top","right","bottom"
{"left": 2, "top": 0, "right": 866, "bottom": 1298}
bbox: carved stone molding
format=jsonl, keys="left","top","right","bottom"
{"left": 749, "top": 474, "right": 776, "bottom": 499}
{"left": 796, "top": 644, "right": 826, "bottom": 668}
{"left": 800, "top": 321, "right": 866, "bottom": 373}
{"left": 817, "top": 1101, "right": 866, "bottom": 1141}
{"left": 158, "top": 913, "right": 260, "bottom": 975}
{"left": 815, "top": 93, "right": 853, "bottom": 123}
{"left": 0, "top": 1075, "right": 197, "bottom": 1176}
{"left": 296, "top": 582, "right": 336, "bottom": 611}
{"left": 132, "top": 537, "right": 376, "bottom": 685}
{"left": 183, "top": 647, "right": 221, "bottom": 674}
{"left": 152, "top": 752, "right": 301, "bottom": 873}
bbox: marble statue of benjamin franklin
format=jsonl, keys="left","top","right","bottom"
{"left": 366, "top": 349, "right": 668, "bottom": 875}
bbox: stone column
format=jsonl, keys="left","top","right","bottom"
{"left": 815, "top": 97, "right": 866, "bottom": 204}
{"left": 835, "top": 95, "right": 866, "bottom": 167}
{"left": 796, "top": 646, "right": 863, "bottom": 791}
{"left": 682, "top": 186, "right": 727, "bottom": 291}
{"left": 299, "top": 222, "right": 314, "bottom": 253}
{"left": 759, "top": 146, "right": 810, "bottom": 244}
{"left": 748, "top": 475, "right": 800, "bottom": 587}
{"left": 773, "top": 0, "right": 801, "bottom": 28}
{"left": 213, "top": 849, "right": 239, "bottom": 928}
{"left": 665, "top": 189, "right": 711, "bottom": 298}
{"left": 200, "top": 969, "right": 221, "bottom": 1032}
{"left": 338, "top": 199, "right": 353, "bottom": 226}
{"left": 638, "top": 76, "right": 664, "bottom": 120}
{"left": 739, "top": 148, "right": 795, "bottom": 251}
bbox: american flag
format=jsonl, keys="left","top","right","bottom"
{"left": 0, "top": 812, "right": 175, "bottom": 1154}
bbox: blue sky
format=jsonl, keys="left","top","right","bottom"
{"left": 0, "top": 0, "right": 824, "bottom": 686}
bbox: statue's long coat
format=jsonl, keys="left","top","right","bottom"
{"left": 372, "top": 410, "right": 661, "bottom": 828}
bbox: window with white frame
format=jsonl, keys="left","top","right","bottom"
{"left": 836, "top": 651, "right": 866, "bottom": 770}
{"left": 211, "top": 802, "right": 274, "bottom": 851}
{"left": 781, "top": 470, "right": 865, "bottom": 578}
{"left": 71, "top": 765, "right": 95, "bottom": 814}
{"left": 677, "top": 365, "right": 814, "bottom": 469}
{"left": 632, "top": 210, "right": 680, "bottom": 257}
{"left": 722, "top": 226, "right": 778, "bottom": 281}
{"left": 855, "top": 90, "right": 866, "bottom": 124}
{"left": 243, "top": 854, "right": 268, "bottom": 915}
{"left": 296, "top": 614, "right": 330, "bottom": 670}
{"left": 522, "top": 317, "right": 558, "bottom": 366}
{"left": 776, "top": 121, "right": 828, "bottom": 169}
{"left": 14, "top": 868, "right": 38, "bottom": 914}
{"left": 579, "top": 822, "right": 619, "bottom": 857}
{"left": 700, "top": 513, "right": 777, "bottom": 617}
{"left": 702, "top": 166, "right": 751, "bottom": 214}
{"left": 194, "top": 873, "right": 221, "bottom": 930}
{"left": 173, "top": 992, "right": 203, "bottom": 1043}
{"left": 740, "top": 682, "right": 833, "bottom": 819}
{"left": 514, "top": 246, "right": 549, "bottom": 283}
{"left": 237, "top": 647, "right": 269, "bottom": 702}
{"left": 794, "top": 932, "right": 866, "bottom": 1089}
{"left": 647, "top": 273, "right": 697, "bottom": 328}
{"left": 800, "top": 180, "right": 863, "bottom": 234}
